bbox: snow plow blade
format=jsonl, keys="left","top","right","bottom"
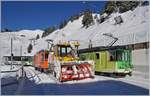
{"left": 60, "top": 61, "right": 94, "bottom": 82}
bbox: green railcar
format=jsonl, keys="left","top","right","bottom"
{"left": 21, "top": 56, "right": 33, "bottom": 66}
{"left": 79, "top": 46, "right": 133, "bottom": 76}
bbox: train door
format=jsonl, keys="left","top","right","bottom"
{"left": 40, "top": 51, "right": 49, "bottom": 69}
{"left": 128, "top": 50, "right": 133, "bottom": 68}
{"left": 115, "top": 49, "right": 132, "bottom": 72}
{"left": 95, "top": 52, "right": 101, "bottom": 72}
{"left": 123, "top": 50, "right": 133, "bottom": 69}
{"left": 39, "top": 52, "right": 45, "bottom": 68}
{"left": 107, "top": 50, "right": 116, "bottom": 72}
{"left": 116, "top": 49, "right": 127, "bottom": 70}
{"left": 99, "top": 51, "right": 107, "bottom": 72}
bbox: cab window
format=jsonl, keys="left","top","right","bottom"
{"left": 41, "top": 53, "right": 45, "bottom": 62}
{"left": 45, "top": 52, "right": 49, "bottom": 60}
{"left": 59, "top": 46, "right": 72, "bottom": 57}
{"left": 116, "top": 50, "right": 125, "bottom": 61}
{"left": 109, "top": 51, "right": 116, "bottom": 61}
{"left": 96, "top": 53, "right": 100, "bottom": 60}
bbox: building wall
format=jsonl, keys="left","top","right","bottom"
{"left": 132, "top": 48, "right": 149, "bottom": 79}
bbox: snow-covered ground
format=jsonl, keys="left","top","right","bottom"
{"left": 1, "top": 64, "right": 22, "bottom": 78}
{"left": 1, "top": 66, "right": 149, "bottom": 95}
{"left": 23, "top": 67, "right": 149, "bottom": 89}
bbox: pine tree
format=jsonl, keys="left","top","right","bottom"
{"left": 101, "top": 1, "right": 140, "bottom": 16}
{"left": 104, "top": 1, "right": 116, "bottom": 15}
{"left": 82, "top": 9, "right": 94, "bottom": 28}
{"left": 59, "top": 20, "right": 68, "bottom": 29}
{"left": 27, "top": 43, "right": 33, "bottom": 53}
{"left": 42, "top": 26, "right": 56, "bottom": 38}
{"left": 36, "top": 34, "right": 40, "bottom": 40}
{"left": 70, "top": 15, "right": 80, "bottom": 22}
{"left": 2, "top": 28, "right": 12, "bottom": 32}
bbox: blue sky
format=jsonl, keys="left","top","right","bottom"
{"left": 1, "top": 1, "right": 107, "bottom": 30}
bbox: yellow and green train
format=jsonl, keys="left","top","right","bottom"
{"left": 79, "top": 46, "right": 133, "bottom": 76}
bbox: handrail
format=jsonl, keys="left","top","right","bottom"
{"left": 1, "top": 65, "right": 23, "bottom": 73}
{"left": 1, "top": 65, "right": 26, "bottom": 87}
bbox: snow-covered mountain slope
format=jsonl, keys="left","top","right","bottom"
{"left": 0, "top": 30, "right": 43, "bottom": 63}
{"left": 34, "top": 6, "right": 149, "bottom": 52}
{"left": 0, "top": 6, "right": 149, "bottom": 63}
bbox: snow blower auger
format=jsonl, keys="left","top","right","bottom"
{"left": 48, "top": 40, "right": 95, "bottom": 82}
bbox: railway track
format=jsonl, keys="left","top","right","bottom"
{"left": 23, "top": 66, "right": 42, "bottom": 83}
{"left": 24, "top": 66, "right": 60, "bottom": 84}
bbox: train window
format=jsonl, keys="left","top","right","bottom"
{"left": 22, "top": 57, "right": 28, "bottom": 61}
{"left": 59, "top": 46, "right": 72, "bottom": 57}
{"left": 61, "top": 47, "right": 66, "bottom": 55}
{"left": 57, "top": 47, "right": 59, "bottom": 55}
{"left": 116, "top": 50, "right": 123, "bottom": 61}
{"left": 96, "top": 53, "right": 100, "bottom": 59}
{"left": 45, "top": 52, "right": 49, "bottom": 59}
{"left": 109, "top": 51, "right": 116, "bottom": 61}
{"left": 124, "top": 52, "right": 128, "bottom": 61}
{"left": 8, "top": 57, "right": 11, "bottom": 61}
{"left": 117, "top": 54, "right": 122, "bottom": 61}
{"left": 13, "top": 57, "right": 21, "bottom": 61}
{"left": 41, "top": 53, "right": 44, "bottom": 62}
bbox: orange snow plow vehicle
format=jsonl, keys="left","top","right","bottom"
{"left": 34, "top": 41, "right": 94, "bottom": 82}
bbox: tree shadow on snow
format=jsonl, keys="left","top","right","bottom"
{"left": 1, "top": 77, "right": 149, "bottom": 95}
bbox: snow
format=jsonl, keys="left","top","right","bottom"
{"left": 21, "top": 66, "right": 149, "bottom": 89}
{"left": 1, "top": 64, "right": 24, "bottom": 78}
{"left": 1, "top": 66, "right": 149, "bottom": 95}
{"left": 0, "top": 29, "right": 43, "bottom": 63}
{"left": 33, "top": 5, "right": 149, "bottom": 53}
{"left": 0, "top": 6, "right": 149, "bottom": 62}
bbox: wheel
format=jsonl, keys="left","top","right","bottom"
{"left": 39, "top": 68, "right": 42, "bottom": 72}
{"left": 41, "top": 68, "right": 44, "bottom": 72}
